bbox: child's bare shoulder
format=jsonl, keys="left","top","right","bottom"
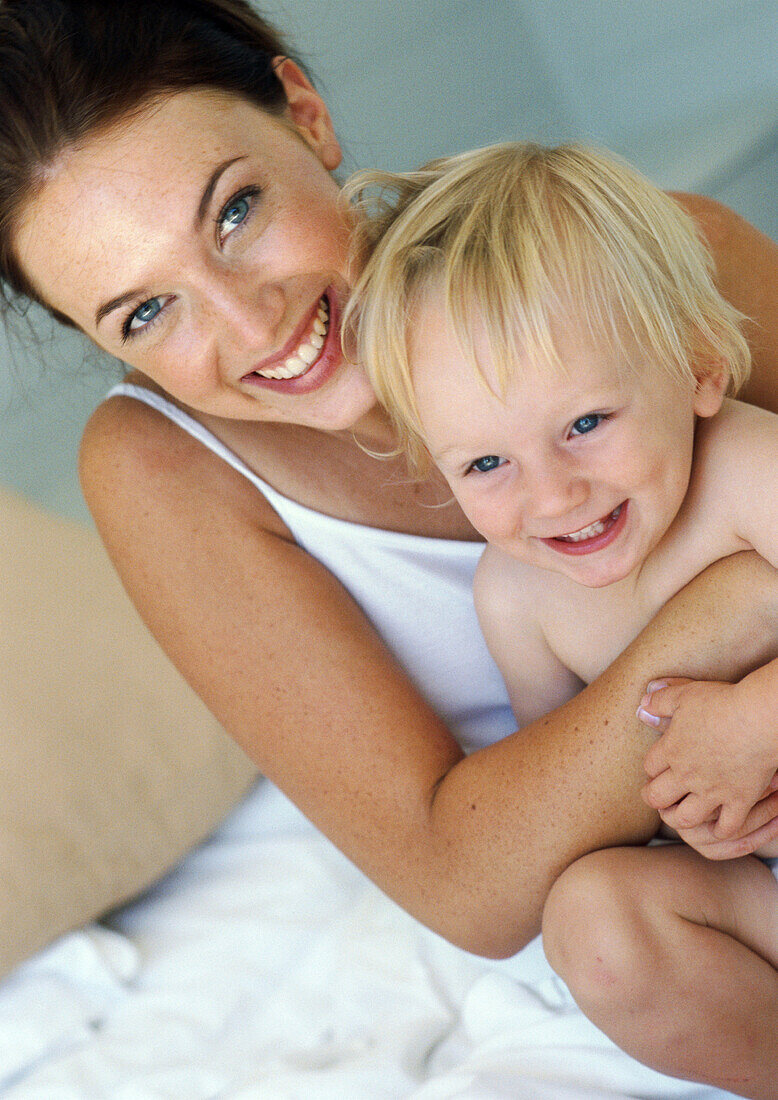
{"left": 692, "top": 399, "right": 778, "bottom": 552}
{"left": 696, "top": 398, "right": 778, "bottom": 459}
{"left": 694, "top": 399, "right": 776, "bottom": 491}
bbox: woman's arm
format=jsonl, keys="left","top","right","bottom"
{"left": 80, "top": 396, "right": 778, "bottom": 959}
{"left": 673, "top": 193, "right": 778, "bottom": 411}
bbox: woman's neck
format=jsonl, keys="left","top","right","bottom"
{"left": 339, "top": 402, "right": 401, "bottom": 454}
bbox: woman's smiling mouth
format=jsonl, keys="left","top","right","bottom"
{"left": 247, "top": 295, "right": 329, "bottom": 380}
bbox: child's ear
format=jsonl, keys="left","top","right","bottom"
{"left": 693, "top": 362, "right": 728, "bottom": 418}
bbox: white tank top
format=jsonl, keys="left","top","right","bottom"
{"left": 106, "top": 386, "right": 580, "bottom": 987}
{"left": 106, "top": 383, "right": 515, "bottom": 755}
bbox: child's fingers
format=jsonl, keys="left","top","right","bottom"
{"left": 700, "top": 810, "right": 778, "bottom": 860}
{"left": 681, "top": 791, "right": 778, "bottom": 859}
{"left": 659, "top": 792, "right": 720, "bottom": 831}
{"left": 636, "top": 706, "right": 669, "bottom": 732}
{"left": 637, "top": 676, "right": 695, "bottom": 720}
{"left": 714, "top": 801, "right": 752, "bottom": 839}
{"left": 673, "top": 791, "right": 778, "bottom": 853}
{"left": 640, "top": 767, "right": 687, "bottom": 808}
{"left": 642, "top": 737, "right": 670, "bottom": 779}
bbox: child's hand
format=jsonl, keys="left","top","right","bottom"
{"left": 638, "top": 676, "right": 778, "bottom": 838}
{"left": 669, "top": 786, "right": 778, "bottom": 859}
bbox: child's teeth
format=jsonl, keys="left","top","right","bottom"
{"left": 564, "top": 518, "right": 606, "bottom": 541}
{"left": 558, "top": 505, "right": 621, "bottom": 542}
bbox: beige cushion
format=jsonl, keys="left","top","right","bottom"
{"left": 0, "top": 487, "right": 258, "bottom": 977}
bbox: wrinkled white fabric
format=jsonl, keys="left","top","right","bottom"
{"left": 0, "top": 784, "right": 748, "bottom": 1097}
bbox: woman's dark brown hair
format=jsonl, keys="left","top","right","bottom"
{"left": 0, "top": 0, "right": 300, "bottom": 317}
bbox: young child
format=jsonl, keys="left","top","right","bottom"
{"left": 345, "top": 143, "right": 778, "bottom": 1097}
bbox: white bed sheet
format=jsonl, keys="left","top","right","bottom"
{"left": 0, "top": 781, "right": 744, "bottom": 1099}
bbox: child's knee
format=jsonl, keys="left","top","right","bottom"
{"left": 542, "top": 849, "right": 659, "bottom": 1013}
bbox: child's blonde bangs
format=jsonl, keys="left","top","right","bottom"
{"left": 443, "top": 145, "right": 751, "bottom": 397}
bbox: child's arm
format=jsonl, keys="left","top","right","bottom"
{"left": 474, "top": 546, "right": 583, "bottom": 727}
{"left": 640, "top": 401, "right": 778, "bottom": 838}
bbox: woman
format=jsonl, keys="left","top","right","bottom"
{"left": 2, "top": 2, "right": 778, "bottom": 1090}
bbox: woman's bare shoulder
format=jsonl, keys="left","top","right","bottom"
{"left": 79, "top": 389, "right": 291, "bottom": 541}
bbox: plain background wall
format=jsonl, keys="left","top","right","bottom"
{"left": 2, "top": 0, "right": 777, "bottom": 523}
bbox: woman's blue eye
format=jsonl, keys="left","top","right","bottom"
{"left": 469, "top": 455, "right": 504, "bottom": 474}
{"left": 217, "top": 187, "right": 260, "bottom": 241}
{"left": 570, "top": 413, "right": 603, "bottom": 436}
{"left": 134, "top": 299, "right": 162, "bottom": 324}
{"left": 221, "top": 197, "right": 250, "bottom": 230}
{"left": 122, "top": 297, "right": 164, "bottom": 341}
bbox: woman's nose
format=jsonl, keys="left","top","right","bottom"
{"left": 204, "top": 275, "right": 285, "bottom": 351}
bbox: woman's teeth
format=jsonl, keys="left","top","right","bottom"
{"left": 254, "top": 297, "right": 329, "bottom": 380}
{"left": 557, "top": 504, "right": 622, "bottom": 542}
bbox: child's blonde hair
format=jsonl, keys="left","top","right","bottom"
{"left": 343, "top": 142, "right": 750, "bottom": 472}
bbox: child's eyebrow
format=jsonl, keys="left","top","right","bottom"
{"left": 428, "top": 442, "right": 471, "bottom": 462}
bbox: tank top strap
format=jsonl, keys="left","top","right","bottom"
{"left": 105, "top": 382, "right": 298, "bottom": 514}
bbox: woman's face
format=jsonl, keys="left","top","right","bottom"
{"left": 13, "top": 68, "right": 378, "bottom": 431}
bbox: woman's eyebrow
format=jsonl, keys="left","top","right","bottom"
{"left": 95, "top": 286, "right": 148, "bottom": 329}
{"left": 194, "top": 155, "right": 247, "bottom": 229}
{"left": 94, "top": 156, "right": 248, "bottom": 328}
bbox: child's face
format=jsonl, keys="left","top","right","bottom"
{"left": 408, "top": 288, "right": 723, "bottom": 588}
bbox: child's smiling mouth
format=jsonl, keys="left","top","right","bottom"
{"left": 542, "top": 502, "right": 627, "bottom": 555}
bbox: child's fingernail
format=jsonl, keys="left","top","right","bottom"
{"left": 645, "top": 679, "right": 669, "bottom": 695}
{"left": 636, "top": 706, "right": 662, "bottom": 728}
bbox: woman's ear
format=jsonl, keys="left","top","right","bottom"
{"left": 273, "top": 57, "right": 342, "bottom": 171}
{"left": 693, "top": 362, "right": 729, "bottom": 418}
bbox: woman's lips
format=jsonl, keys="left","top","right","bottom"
{"left": 541, "top": 501, "right": 628, "bottom": 556}
{"left": 240, "top": 289, "right": 342, "bottom": 396}
{"left": 250, "top": 297, "right": 329, "bottom": 380}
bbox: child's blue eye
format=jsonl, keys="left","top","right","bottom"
{"left": 468, "top": 455, "right": 504, "bottom": 474}
{"left": 570, "top": 413, "right": 603, "bottom": 436}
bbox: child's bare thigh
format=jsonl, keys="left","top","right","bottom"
{"left": 617, "top": 844, "right": 778, "bottom": 968}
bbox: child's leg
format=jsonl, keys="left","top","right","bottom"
{"left": 541, "top": 845, "right": 778, "bottom": 1099}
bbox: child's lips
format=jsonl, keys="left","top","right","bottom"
{"left": 541, "top": 501, "right": 628, "bottom": 555}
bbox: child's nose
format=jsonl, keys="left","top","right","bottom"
{"left": 525, "top": 461, "right": 588, "bottom": 520}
